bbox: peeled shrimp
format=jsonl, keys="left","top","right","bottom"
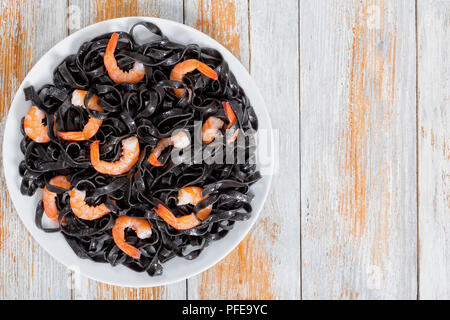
{"left": 148, "top": 131, "right": 190, "bottom": 167}
{"left": 154, "top": 186, "right": 212, "bottom": 230}
{"left": 69, "top": 188, "right": 110, "bottom": 220}
{"left": 104, "top": 32, "right": 146, "bottom": 84}
{"left": 222, "top": 101, "right": 239, "bottom": 143}
{"left": 201, "top": 101, "right": 238, "bottom": 144}
{"left": 42, "top": 176, "right": 71, "bottom": 223}
{"left": 201, "top": 116, "right": 224, "bottom": 144}
{"left": 170, "top": 59, "right": 218, "bottom": 98}
{"left": 178, "top": 186, "right": 212, "bottom": 221}
{"left": 112, "top": 216, "right": 152, "bottom": 260}
{"left": 58, "top": 90, "right": 104, "bottom": 141}
{"left": 24, "top": 106, "right": 50, "bottom": 143}
{"left": 90, "top": 136, "right": 140, "bottom": 175}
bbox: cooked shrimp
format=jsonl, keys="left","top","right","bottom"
{"left": 154, "top": 186, "right": 212, "bottom": 230}
{"left": 201, "top": 116, "right": 224, "bottom": 144}
{"left": 24, "top": 106, "right": 50, "bottom": 143}
{"left": 154, "top": 204, "right": 209, "bottom": 231}
{"left": 112, "top": 216, "right": 152, "bottom": 260}
{"left": 90, "top": 136, "right": 140, "bottom": 175}
{"left": 222, "top": 101, "right": 239, "bottom": 143}
{"left": 148, "top": 131, "right": 190, "bottom": 167}
{"left": 69, "top": 188, "right": 110, "bottom": 220}
{"left": 170, "top": 59, "right": 218, "bottom": 98}
{"left": 177, "top": 186, "right": 212, "bottom": 221}
{"left": 154, "top": 204, "right": 200, "bottom": 230}
{"left": 104, "top": 32, "right": 146, "bottom": 84}
{"left": 42, "top": 176, "right": 71, "bottom": 223}
{"left": 201, "top": 102, "right": 239, "bottom": 144}
{"left": 58, "top": 90, "right": 104, "bottom": 141}
{"left": 222, "top": 101, "right": 237, "bottom": 129}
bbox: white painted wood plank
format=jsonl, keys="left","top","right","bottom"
{"left": 300, "top": 0, "right": 417, "bottom": 299}
{"left": 185, "top": 0, "right": 301, "bottom": 299}
{"left": 0, "top": 0, "right": 71, "bottom": 299}
{"left": 68, "top": 0, "right": 183, "bottom": 33}
{"left": 417, "top": 0, "right": 450, "bottom": 300}
{"left": 247, "top": 0, "right": 301, "bottom": 300}
{"left": 183, "top": 0, "right": 249, "bottom": 68}
{"left": 67, "top": 0, "right": 186, "bottom": 299}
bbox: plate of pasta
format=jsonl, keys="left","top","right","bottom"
{"left": 3, "top": 17, "right": 273, "bottom": 287}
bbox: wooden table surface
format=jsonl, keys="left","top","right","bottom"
{"left": 0, "top": 0, "right": 448, "bottom": 300}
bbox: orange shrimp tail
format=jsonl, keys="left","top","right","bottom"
{"left": 154, "top": 204, "right": 178, "bottom": 227}
{"left": 123, "top": 244, "right": 141, "bottom": 260}
{"left": 148, "top": 154, "right": 164, "bottom": 167}
{"left": 197, "top": 61, "right": 218, "bottom": 80}
{"left": 222, "top": 101, "right": 237, "bottom": 129}
{"left": 106, "top": 32, "right": 119, "bottom": 53}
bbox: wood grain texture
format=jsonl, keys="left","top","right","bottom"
{"left": 185, "top": 0, "right": 301, "bottom": 299}
{"left": 4, "top": 0, "right": 450, "bottom": 300}
{"left": 0, "top": 0, "right": 71, "bottom": 299}
{"left": 67, "top": 0, "right": 186, "bottom": 299}
{"left": 184, "top": 0, "right": 249, "bottom": 67}
{"left": 300, "top": 0, "right": 417, "bottom": 299}
{"left": 68, "top": 0, "right": 183, "bottom": 33}
{"left": 417, "top": 0, "right": 450, "bottom": 300}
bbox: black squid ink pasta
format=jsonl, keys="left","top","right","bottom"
{"left": 18, "top": 21, "right": 260, "bottom": 276}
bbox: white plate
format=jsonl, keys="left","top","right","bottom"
{"left": 2, "top": 17, "right": 273, "bottom": 287}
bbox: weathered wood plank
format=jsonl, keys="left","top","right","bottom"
{"left": 184, "top": 0, "right": 249, "bottom": 67}
{"left": 185, "top": 0, "right": 301, "bottom": 299}
{"left": 417, "top": 0, "right": 450, "bottom": 300}
{"left": 0, "top": 0, "right": 71, "bottom": 299}
{"left": 68, "top": 0, "right": 183, "bottom": 33}
{"left": 67, "top": 0, "right": 186, "bottom": 299}
{"left": 300, "top": 0, "right": 417, "bottom": 299}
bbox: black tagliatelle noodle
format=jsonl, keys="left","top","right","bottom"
{"left": 18, "top": 21, "right": 260, "bottom": 276}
